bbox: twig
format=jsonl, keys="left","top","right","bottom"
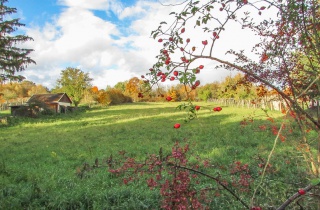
{"left": 175, "top": 164, "right": 250, "bottom": 209}
{"left": 251, "top": 118, "right": 287, "bottom": 206}
{"left": 276, "top": 185, "right": 314, "bottom": 210}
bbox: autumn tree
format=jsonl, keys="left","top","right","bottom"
{"left": 1, "top": 85, "right": 16, "bottom": 101}
{"left": 86, "top": 86, "right": 99, "bottom": 104}
{"left": 96, "top": 88, "right": 132, "bottom": 106}
{"left": 27, "top": 84, "right": 49, "bottom": 96}
{"left": 96, "top": 90, "right": 109, "bottom": 106}
{"left": 125, "top": 77, "right": 150, "bottom": 102}
{"left": 0, "top": 0, "right": 35, "bottom": 82}
{"left": 54, "top": 67, "right": 93, "bottom": 107}
{"left": 175, "top": 83, "right": 196, "bottom": 101}
{"left": 167, "top": 86, "right": 181, "bottom": 101}
{"left": 0, "top": 80, "right": 45, "bottom": 102}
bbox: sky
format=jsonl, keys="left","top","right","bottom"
{"left": 6, "top": 0, "right": 272, "bottom": 90}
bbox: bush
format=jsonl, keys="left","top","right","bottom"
{"left": 97, "top": 89, "right": 133, "bottom": 105}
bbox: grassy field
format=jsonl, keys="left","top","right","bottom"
{"left": 0, "top": 102, "right": 314, "bottom": 209}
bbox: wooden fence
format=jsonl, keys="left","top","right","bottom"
{"left": 0, "top": 100, "right": 27, "bottom": 111}
{"left": 209, "top": 98, "right": 286, "bottom": 111}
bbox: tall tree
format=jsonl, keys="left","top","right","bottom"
{"left": 55, "top": 67, "right": 93, "bottom": 107}
{"left": 0, "top": 0, "right": 35, "bottom": 82}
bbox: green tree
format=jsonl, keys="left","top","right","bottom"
{"left": 55, "top": 67, "right": 93, "bottom": 107}
{"left": 114, "top": 81, "right": 127, "bottom": 93}
{"left": 198, "top": 89, "right": 211, "bottom": 102}
{"left": 0, "top": 0, "right": 35, "bottom": 82}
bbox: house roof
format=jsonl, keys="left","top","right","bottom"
{"left": 27, "top": 93, "right": 72, "bottom": 104}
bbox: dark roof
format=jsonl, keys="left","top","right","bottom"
{"left": 27, "top": 93, "right": 72, "bottom": 104}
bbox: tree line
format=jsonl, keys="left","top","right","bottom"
{"left": 0, "top": 67, "right": 285, "bottom": 108}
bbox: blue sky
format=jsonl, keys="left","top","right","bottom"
{"left": 6, "top": 0, "right": 166, "bottom": 89}
{"left": 8, "top": 0, "right": 62, "bottom": 27}
{"left": 5, "top": 0, "right": 269, "bottom": 90}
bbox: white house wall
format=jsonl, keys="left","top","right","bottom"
{"left": 57, "top": 102, "right": 71, "bottom": 113}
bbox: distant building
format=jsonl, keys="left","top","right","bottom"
{"left": 10, "top": 93, "right": 73, "bottom": 116}
{"left": 27, "top": 93, "right": 73, "bottom": 113}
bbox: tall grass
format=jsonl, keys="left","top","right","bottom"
{"left": 0, "top": 102, "right": 310, "bottom": 209}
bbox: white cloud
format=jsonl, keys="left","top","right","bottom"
{"left": 58, "top": 0, "right": 110, "bottom": 10}
{"left": 19, "top": 0, "right": 276, "bottom": 90}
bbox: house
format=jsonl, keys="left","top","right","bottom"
{"left": 27, "top": 93, "right": 73, "bottom": 114}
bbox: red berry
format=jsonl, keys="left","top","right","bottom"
{"left": 213, "top": 107, "right": 222, "bottom": 112}
{"left": 165, "top": 59, "right": 170, "bottom": 65}
{"left": 169, "top": 37, "right": 173, "bottom": 41}
{"left": 202, "top": 40, "right": 208, "bottom": 45}
{"left": 195, "top": 80, "right": 200, "bottom": 86}
{"left": 162, "top": 50, "right": 168, "bottom": 54}
{"left": 141, "top": 75, "right": 145, "bottom": 78}
{"left": 166, "top": 96, "right": 172, "bottom": 101}
{"left": 181, "top": 28, "right": 185, "bottom": 33}
{"left": 149, "top": 68, "right": 153, "bottom": 71}
{"left": 158, "top": 38, "right": 163, "bottom": 42}
{"left": 174, "top": 123, "right": 181, "bottom": 129}
{"left": 298, "top": 189, "right": 306, "bottom": 195}
{"left": 219, "top": 7, "right": 223, "bottom": 11}
{"left": 173, "top": 71, "right": 178, "bottom": 76}
{"left": 170, "top": 76, "right": 175, "bottom": 81}
{"left": 243, "top": 0, "right": 248, "bottom": 4}
{"left": 195, "top": 106, "right": 200, "bottom": 110}
{"left": 199, "top": 65, "right": 204, "bottom": 69}
{"left": 213, "top": 31, "right": 217, "bottom": 37}
{"left": 186, "top": 38, "right": 190, "bottom": 43}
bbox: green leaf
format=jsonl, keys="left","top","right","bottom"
{"left": 191, "top": 7, "right": 198, "bottom": 15}
{"left": 311, "top": 179, "right": 320, "bottom": 186}
{"left": 152, "top": 32, "right": 159, "bottom": 39}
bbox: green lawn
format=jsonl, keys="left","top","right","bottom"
{"left": 0, "top": 102, "right": 313, "bottom": 209}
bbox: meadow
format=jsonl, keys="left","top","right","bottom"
{"left": 0, "top": 102, "right": 313, "bottom": 209}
